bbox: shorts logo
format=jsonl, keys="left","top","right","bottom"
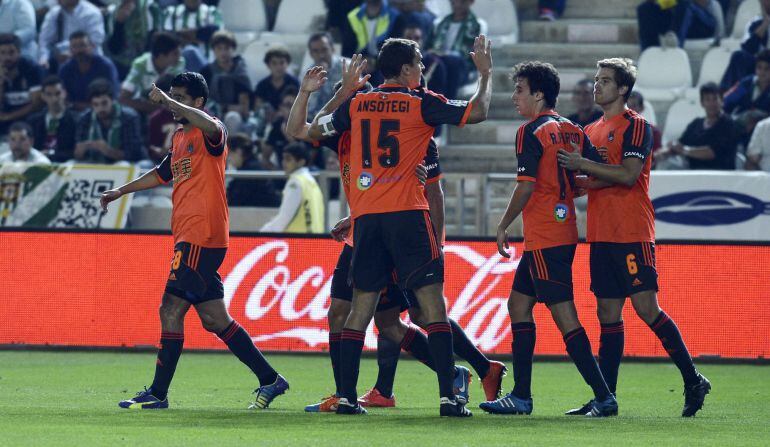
{"left": 357, "top": 172, "right": 374, "bottom": 190}
{"left": 632, "top": 278, "right": 642, "bottom": 286}
{"left": 554, "top": 203, "right": 569, "bottom": 222}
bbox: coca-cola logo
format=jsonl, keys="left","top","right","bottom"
{"left": 222, "top": 240, "right": 523, "bottom": 351}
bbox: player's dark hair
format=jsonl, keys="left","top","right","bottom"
{"left": 151, "top": 31, "right": 181, "bottom": 58}
{"left": 210, "top": 30, "right": 237, "bottom": 49}
{"left": 756, "top": 49, "right": 770, "bottom": 65}
{"left": 284, "top": 142, "right": 310, "bottom": 165}
{"left": 42, "top": 74, "right": 63, "bottom": 89}
{"left": 597, "top": 57, "right": 636, "bottom": 101}
{"left": 512, "top": 61, "right": 560, "bottom": 109}
{"left": 171, "top": 72, "right": 209, "bottom": 105}
{"left": 0, "top": 33, "right": 21, "bottom": 49}
{"left": 264, "top": 46, "right": 291, "bottom": 65}
{"left": 9, "top": 121, "right": 33, "bottom": 136}
{"left": 87, "top": 78, "right": 115, "bottom": 100}
{"left": 308, "top": 31, "right": 333, "bottom": 47}
{"left": 378, "top": 38, "right": 419, "bottom": 79}
{"left": 699, "top": 81, "right": 721, "bottom": 100}
{"left": 69, "top": 30, "right": 89, "bottom": 41}
{"left": 332, "top": 80, "right": 373, "bottom": 93}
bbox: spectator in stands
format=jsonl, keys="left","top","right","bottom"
{"left": 721, "top": 0, "right": 770, "bottom": 91}
{"left": 304, "top": 32, "right": 346, "bottom": 118}
{"left": 637, "top": 0, "right": 723, "bottom": 50}
{"left": 146, "top": 73, "right": 176, "bottom": 164}
{"left": 226, "top": 132, "right": 281, "bottom": 207}
{"left": 27, "top": 75, "right": 78, "bottom": 162}
{"left": 200, "top": 30, "right": 250, "bottom": 125}
{"left": 627, "top": 90, "right": 662, "bottom": 159}
{"left": 324, "top": 0, "right": 359, "bottom": 55}
{"left": 0, "top": 121, "right": 51, "bottom": 164}
{"left": 254, "top": 46, "right": 299, "bottom": 112}
{"left": 0, "top": 0, "right": 38, "bottom": 59}
{"left": 161, "top": 0, "right": 222, "bottom": 72}
{"left": 38, "top": 0, "right": 105, "bottom": 72}
{"left": 661, "top": 82, "right": 738, "bottom": 170}
{"left": 403, "top": 25, "right": 447, "bottom": 96}
{"left": 538, "top": 0, "right": 566, "bottom": 21}
{"left": 390, "top": 0, "right": 436, "bottom": 43}
{"left": 0, "top": 33, "right": 43, "bottom": 136}
{"left": 58, "top": 31, "right": 120, "bottom": 111}
{"left": 75, "top": 78, "right": 144, "bottom": 163}
{"left": 746, "top": 116, "right": 770, "bottom": 171}
{"left": 430, "top": 0, "right": 487, "bottom": 98}
{"left": 723, "top": 49, "right": 770, "bottom": 118}
{"left": 262, "top": 89, "right": 301, "bottom": 170}
{"left": 345, "top": 0, "right": 399, "bottom": 58}
{"left": 260, "top": 142, "right": 325, "bottom": 233}
{"left": 567, "top": 79, "right": 602, "bottom": 127}
{"left": 104, "top": 0, "right": 164, "bottom": 79}
{"left": 119, "top": 31, "right": 185, "bottom": 115}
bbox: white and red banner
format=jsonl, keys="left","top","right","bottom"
{"left": 1, "top": 232, "right": 768, "bottom": 359}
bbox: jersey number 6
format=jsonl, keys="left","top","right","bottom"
{"left": 361, "top": 119, "right": 400, "bottom": 168}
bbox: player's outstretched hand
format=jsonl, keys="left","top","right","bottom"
{"left": 415, "top": 163, "right": 428, "bottom": 184}
{"left": 100, "top": 188, "right": 122, "bottom": 212}
{"left": 148, "top": 83, "right": 169, "bottom": 105}
{"left": 341, "top": 54, "right": 371, "bottom": 95}
{"left": 331, "top": 216, "right": 352, "bottom": 242}
{"left": 496, "top": 225, "right": 510, "bottom": 258}
{"left": 557, "top": 142, "right": 584, "bottom": 171}
{"left": 469, "top": 34, "right": 492, "bottom": 75}
{"left": 301, "top": 66, "right": 327, "bottom": 93}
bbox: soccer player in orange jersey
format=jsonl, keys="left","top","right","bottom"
{"left": 480, "top": 61, "right": 617, "bottom": 417}
{"left": 101, "top": 72, "right": 288, "bottom": 410}
{"left": 307, "top": 36, "right": 493, "bottom": 416}
{"left": 557, "top": 58, "right": 711, "bottom": 417}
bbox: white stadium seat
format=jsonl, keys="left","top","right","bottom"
{"left": 662, "top": 98, "right": 703, "bottom": 144}
{"left": 683, "top": 46, "right": 733, "bottom": 99}
{"left": 272, "top": 0, "right": 326, "bottom": 34}
{"left": 634, "top": 47, "right": 692, "bottom": 101}
{"left": 472, "top": 0, "right": 518, "bottom": 43}
{"left": 426, "top": 0, "right": 451, "bottom": 18}
{"left": 641, "top": 99, "right": 657, "bottom": 126}
{"left": 731, "top": 0, "right": 760, "bottom": 39}
{"left": 241, "top": 39, "right": 277, "bottom": 87}
{"left": 220, "top": 0, "right": 267, "bottom": 46}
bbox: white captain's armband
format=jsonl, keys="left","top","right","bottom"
{"left": 318, "top": 114, "right": 338, "bottom": 137}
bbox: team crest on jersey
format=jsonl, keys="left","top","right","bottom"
{"left": 597, "top": 146, "right": 609, "bottom": 163}
{"left": 187, "top": 144, "right": 194, "bottom": 154}
{"left": 608, "top": 131, "right": 615, "bottom": 142}
{"left": 554, "top": 203, "right": 569, "bottom": 222}
{"left": 357, "top": 172, "right": 373, "bottom": 190}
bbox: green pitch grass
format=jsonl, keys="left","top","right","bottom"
{"left": 1, "top": 351, "right": 768, "bottom": 446}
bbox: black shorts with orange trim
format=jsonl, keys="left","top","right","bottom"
{"left": 350, "top": 210, "right": 443, "bottom": 293}
{"left": 330, "top": 244, "right": 415, "bottom": 312}
{"left": 512, "top": 244, "right": 576, "bottom": 305}
{"left": 165, "top": 242, "right": 227, "bottom": 304}
{"left": 590, "top": 242, "right": 659, "bottom": 299}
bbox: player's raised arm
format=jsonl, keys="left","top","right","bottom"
{"left": 148, "top": 83, "right": 220, "bottom": 140}
{"left": 307, "top": 54, "right": 370, "bottom": 141}
{"left": 287, "top": 66, "right": 327, "bottom": 141}
{"left": 466, "top": 34, "right": 493, "bottom": 124}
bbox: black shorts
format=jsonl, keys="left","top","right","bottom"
{"left": 351, "top": 210, "right": 443, "bottom": 292}
{"left": 330, "top": 244, "right": 413, "bottom": 312}
{"left": 165, "top": 242, "right": 227, "bottom": 304}
{"left": 512, "top": 244, "right": 576, "bottom": 305}
{"left": 590, "top": 242, "right": 659, "bottom": 299}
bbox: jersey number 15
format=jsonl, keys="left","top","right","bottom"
{"left": 361, "top": 119, "right": 400, "bottom": 168}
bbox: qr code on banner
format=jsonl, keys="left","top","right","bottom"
{"left": 50, "top": 179, "right": 114, "bottom": 228}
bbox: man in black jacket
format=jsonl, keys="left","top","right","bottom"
{"left": 26, "top": 75, "right": 78, "bottom": 162}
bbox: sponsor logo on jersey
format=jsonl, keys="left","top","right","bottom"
{"left": 624, "top": 151, "right": 644, "bottom": 159}
{"left": 357, "top": 172, "right": 374, "bottom": 190}
{"left": 554, "top": 203, "right": 569, "bottom": 222}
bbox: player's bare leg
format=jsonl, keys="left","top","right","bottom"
{"left": 194, "top": 299, "right": 287, "bottom": 409}
{"left": 629, "top": 290, "right": 710, "bottom": 416}
{"left": 119, "top": 293, "right": 189, "bottom": 409}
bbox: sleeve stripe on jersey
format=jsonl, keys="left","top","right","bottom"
{"left": 154, "top": 169, "right": 170, "bottom": 185}
{"left": 458, "top": 102, "right": 473, "bottom": 128}
{"left": 517, "top": 175, "right": 536, "bottom": 183}
{"left": 632, "top": 116, "right": 644, "bottom": 147}
{"left": 516, "top": 127, "right": 525, "bottom": 154}
{"left": 426, "top": 174, "right": 443, "bottom": 184}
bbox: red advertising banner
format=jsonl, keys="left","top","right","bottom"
{"left": 1, "top": 231, "right": 768, "bottom": 359}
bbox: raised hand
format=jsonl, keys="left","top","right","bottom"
{"left": 301, "top": 66, "right": 328, "bottom": 93}
{"left": 469, "top": 34, "right": 492, "bottom": 75}
{"left": 148, "top": 83, "right": 169, "bottom": 105}
{"left": 340, "top": 54, "right": 371, "bottom": 95}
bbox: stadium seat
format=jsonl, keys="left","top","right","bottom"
{"left": 241, "top": 39, "right": 277, "bottom": 87}
{"left": 472, "top": 0, "right": 518, "bottom": 43}
{"left": 642, "top": 99, "right": 658, "bottom": 126}
{"left": 220, "top": 0, "right": 267, "bottom": 46}
{"left": 731, "top": 0, "right": 760, "bottom": 39}
{"left": 634, "top": 47, "right": 692, "bottom": 101}
{"left": 426, "top": 0, "right": 451, "bottom": 18}
{"left": 684, "top": 46, "right": 733, "bottom": 99}
{"left": 271, "top": 0, "right": 326, "bottom": 35}
{"left": 662, "top": 98, "right": 703, "bottom": 144}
